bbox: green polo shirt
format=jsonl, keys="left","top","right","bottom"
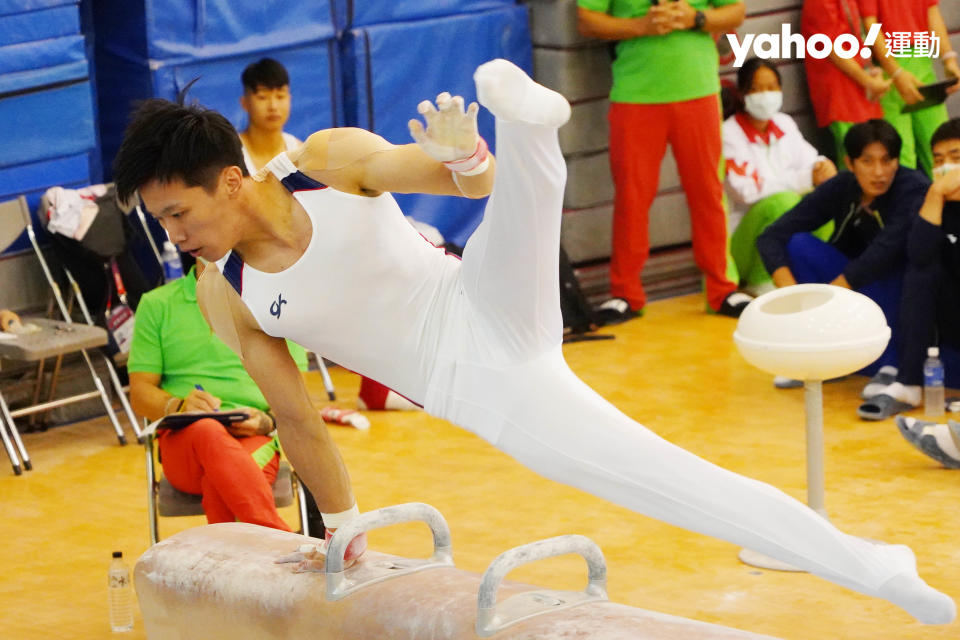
{"left": 577, "top": 0, "right": 741, "bottom": 104}
{"left": 128, "top": 266, "right": 308, "bottom": 410}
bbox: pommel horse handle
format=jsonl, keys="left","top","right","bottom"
{"left": 325, "top": 502, "right": 454, "bottom": 601}
{"left": 476, "top": 534, "right": 609, "bottom": 637}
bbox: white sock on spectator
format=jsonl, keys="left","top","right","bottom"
{"left": 879, "top": 382, "right": 921, "bottom": 407}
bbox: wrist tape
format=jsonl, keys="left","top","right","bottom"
{"left": 443, "top": 137, "right": 489, "bottom": 176}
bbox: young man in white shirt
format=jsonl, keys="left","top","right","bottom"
{"left": 238, "top": 58, "right": 301, "bottom": 174}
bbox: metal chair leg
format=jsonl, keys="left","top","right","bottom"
{"left": 0, "top": 396, "right": 22, "bottom": 475}
{"left": 102, "top": 354, "right": 141, "bottom": 441}
{"left": 310, "top": 352, "right": 336, "bottom": 401}
{"left": 145, "top": 432, "right": 160, "bottom": 544}
{"left": 294, "top": 471, "right": 310, "bottom": 537}
{"left": 79, "top": 349, "right": 127, "bottom": 445}
{"left": 63, "top": 270, "right": 142, "bottom": 441}
{"left": 0, "top": 392, "right": 30, "bottom": 471}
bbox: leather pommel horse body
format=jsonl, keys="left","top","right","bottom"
{"left": 135, "top": 503, "right": 779, "bottom": 639}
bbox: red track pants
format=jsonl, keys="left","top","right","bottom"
{"left": 608, "top": 96, "right": 735, "bottom": 311}
{"left": 158, "top": 418, "right": 290, "bottom": 530}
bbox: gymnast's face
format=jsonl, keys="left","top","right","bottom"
{"left": 139, "top": 167, "right": 243, "bottom": 262}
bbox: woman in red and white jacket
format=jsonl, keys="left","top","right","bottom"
{"left": 722, "top": 57, "right": 837, "bottom": 294}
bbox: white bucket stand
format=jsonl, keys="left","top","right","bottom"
{"left": 733, "top": 284, "right": 890, "bottom": 572}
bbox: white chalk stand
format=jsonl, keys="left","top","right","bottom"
{"left": 733, "top": 284, "right": 890, "bottom": 572}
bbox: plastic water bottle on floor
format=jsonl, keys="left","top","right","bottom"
{"left": 161, "top": 241, "right": 183, "bottom": 282}
{"left": 924, "top": 347, "right": 945, "bottom": 418}
{"left": 108, "top": 551, "right": 134, "bottom": 632}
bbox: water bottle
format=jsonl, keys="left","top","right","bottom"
{"left": 161, "top": 241, "right": 183, "bottom": 281}
{"left": 108, "top": 551, "right": 134, "bottom": 632}
{"left": 924, "top": 346, "right": 945, "bottom": 418}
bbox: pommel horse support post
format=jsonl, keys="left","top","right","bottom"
{"left": 135, "top": 503, "right": 779, "bottom": 639}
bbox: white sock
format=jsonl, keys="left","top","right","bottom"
{"left": 862, "top": 365, "right": 898, "bottom": 398}
{"left": 831, "top": 538, "right": 956, "bottom": 624}
{"left": 916, "top": 422, "right": 960, "bottom": 461}
{"left": 881, "top": 382, "right": 921, "bottom": 407}
{"left": 474, "top": 59, "right": 571, "bottom": 127}
{"left": 877, "top": 572, "right": 957, "bottom": 624}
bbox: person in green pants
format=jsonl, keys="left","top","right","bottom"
{"left": 722, "top": 58, "right": 835, "bottom": 294}
{"left": 864, "top": 1, "right": 960, "bottom": 176}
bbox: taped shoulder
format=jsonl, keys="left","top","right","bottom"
{"left": 295, "top": 128, "right": 394, "bottom": 173}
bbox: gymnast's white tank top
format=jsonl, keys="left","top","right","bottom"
{"left": 215, "top": 158, "right": 460, "bottom": 403}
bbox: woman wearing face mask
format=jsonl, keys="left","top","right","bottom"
{"left": 722, "top": 58, "right": 837, "bottom": 295}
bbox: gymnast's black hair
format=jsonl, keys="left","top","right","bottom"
{"left": 112, "top": 79, "right": 248, "bottom": 203}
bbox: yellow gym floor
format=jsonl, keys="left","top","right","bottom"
{"left": 2, "top": 293, "right": 957, "bottom": 639}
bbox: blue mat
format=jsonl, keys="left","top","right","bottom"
{"left": 338, "top": 0, "right": 515, "bottom": 30}
{"left": 92, "top": 0, "right": 335, "bottom": 62}
{"left": 0, "top": 3, "right": 79, "bottom": 47}
{"left": 341, "top": 5, "right": 532, "bottom": 246}
{"left": 0, "top": 77, "right": 95, "bottom": 168}
{"left": 0, "top": 35, "right": 86, "bottom": 78}
{"left": 0, "top": 1, "right": 76, "bottom": 17}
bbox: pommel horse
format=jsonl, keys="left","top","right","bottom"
{"left": 135, "top": 502, "right": 779, "bottom": 639}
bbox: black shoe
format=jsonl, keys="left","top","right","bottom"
{"left": 717, "top": 292, "right": 753, "bottom": 318}
{"left": 596, "top": 297, "right": 642, "bottom": 326}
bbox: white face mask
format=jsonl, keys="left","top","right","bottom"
{"left": 744, "top": 91, "right": 783, "bottom": 122}
{"left": 933, "top": 162, "right": 960, "bottom": 178}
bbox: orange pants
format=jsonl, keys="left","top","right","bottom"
{"left": 608, "top": 96, "right": 735, "bottom": 311}
{"left": 158, "top": 418, "right": 290, "bottom": 530}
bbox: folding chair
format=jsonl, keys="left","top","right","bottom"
{"left": 0, "top": 196, "right": 128, "bottom": 474}
{"left": 143, "top": 423, "right": 309, "bottom": 544}
{"left": 31, "top": 191, "right": 144, "bottom": 441}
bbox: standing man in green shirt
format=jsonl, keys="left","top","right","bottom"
{"left": 578, "top": 0, "right": 749, "bottom": 323}
{"left": 128, "top": 260, "right": 309, "bottom": 530}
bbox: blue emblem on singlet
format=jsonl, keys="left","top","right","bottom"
{"left": 270, "top": 294, "right": 287, "bottom": 319}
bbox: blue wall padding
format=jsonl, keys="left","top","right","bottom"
{"left": 0, "top": 4, "right": 80, "bottom": 47}
{"left": 92, "top": 0, "right": 335, "bottom": 62}
{"left": 0, "top": 58, "right": 87, "bottom": 94}
{"left": 96, "top": 39, "right": 341, "bottom": 180}
{"left": 342, "top": 5, "right": 532, "bottom": 246}
{"left": 0, "top": 80, "right": 95, "bottom": 168}
{"left": 338, "top": 0, "right": 516, "bottom": 30}
{"left": 0, "top": 1, "right": 76, "bottom": 18}
{"left": 0, "top": 35, "right": 86, "bottom": 77}
{"left": 0, "top": 152, "right": 91, "bottom": 255}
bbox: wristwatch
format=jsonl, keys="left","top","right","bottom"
{"left": 692, "top": 10, "right": 706, "bottom": 31}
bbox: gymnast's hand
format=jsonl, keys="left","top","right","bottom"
{"left": 408, "top": 92, "right": 480, "bottom": 163}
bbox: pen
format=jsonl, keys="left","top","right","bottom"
{"left": 195, "top": 384, "right": 219, "bottom": 411}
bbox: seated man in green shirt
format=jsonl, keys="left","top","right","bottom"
{"left": 128, "top": 259, "right": 309, "bottom": 530}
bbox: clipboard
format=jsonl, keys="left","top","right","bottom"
{"left": 142, "top": 411, "right": 250, "bottom": 436}
{"left": 901, "top": 77, "right": 959, "bottom": 114}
